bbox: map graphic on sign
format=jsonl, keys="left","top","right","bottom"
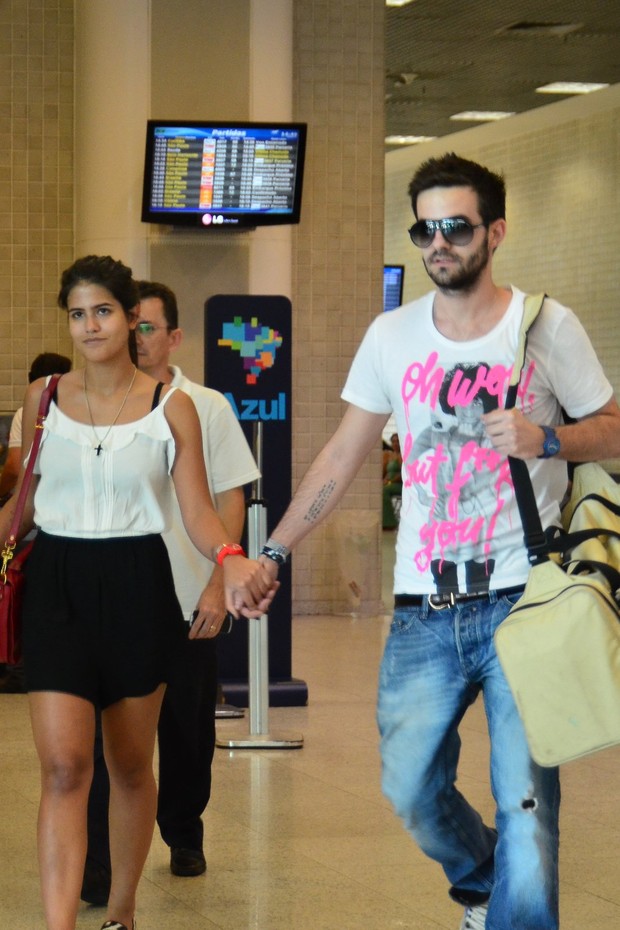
{"left": 218, "top": 316, "right": 283, "bottom": 385}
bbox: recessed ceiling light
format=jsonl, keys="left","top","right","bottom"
{"left": 450, "top": 111, "right": 515, "bottom": 122}
{"left": 536, "top": 82, "right": 609, "bottom": 95}
{"left": 385, "top": 135, "right": 436, "bottom": 145}
{"left": 392, "top": 72, "right": 417, "bottom": 86}
{"left": 386, "top": 0, "right": 416, "bottom": 7}
{"left": 497, "top": 21, "right": 583, "bottom": 38}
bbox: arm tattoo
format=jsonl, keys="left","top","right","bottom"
{"left": 304, "top": 480, "right": 336, "bottom": 523}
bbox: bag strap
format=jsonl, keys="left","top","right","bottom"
{"left": 506, "top": 298, "right": 620, "bottom": 573}
{"left": 565, "top": 558, "right": 620, "bottom": 592}
{"left": 505, "top": 292, "right": 546, "bottom": 404}
{"left": 1, "top": 374, "right": 62, "bottom": 575}
{"left": 570, "top": 492, "right": 620, "bottom": 521}
{"left": 504, "top": 294, "right": 551, "bottom": 564}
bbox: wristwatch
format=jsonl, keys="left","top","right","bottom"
{"left": 260, "top": 538, "right": 290, "bottom": 565}
{"left": 537, "top": 425, "right": 561, "bottom": 459}
{"left": 215, "top": 543, "right": 246, "bottom": 566}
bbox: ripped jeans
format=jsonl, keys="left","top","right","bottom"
{"left": 377, "top": 592, "right": 560, "bottom": 930}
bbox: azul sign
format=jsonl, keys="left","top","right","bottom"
{"left": 224, "top": 391, "right": 287, "bottom": 421}
{"left": 205, "top": 294, "right": 294, "bottom": 687}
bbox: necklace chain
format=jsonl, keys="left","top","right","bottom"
{"left": 84, "top": 367, "right": 138, "bottom": 455}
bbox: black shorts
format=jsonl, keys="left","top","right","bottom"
{"left": 22, "top": 531, "right": 186, "bottom": 709}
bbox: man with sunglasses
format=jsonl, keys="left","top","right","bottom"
{"left": 254, "top": 153, "right": 620, "bottom": 930}
{"left": 82, "top": 280, "right": 260, "bottom": 902}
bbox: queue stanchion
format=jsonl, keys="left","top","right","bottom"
{"left": 216, "top": 422, "right": 303, "bottom": 750}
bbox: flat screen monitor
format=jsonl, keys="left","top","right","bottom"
{"left": 383, "top": 264, "right": 405, "bottom": 312}
{"left": 141, "top": 120, "right": 307, "bottom": 229}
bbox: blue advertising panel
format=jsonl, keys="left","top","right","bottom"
{"left": 205, "top": 295, "right": 307, "bottom": 706}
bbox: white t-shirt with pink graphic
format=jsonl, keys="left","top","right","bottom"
{"left": 342, "top": 286, "right": 613, "bottom": 595}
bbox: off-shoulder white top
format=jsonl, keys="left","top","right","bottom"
{"left": 32, "top": 387, "right": 177, "bottom": 539}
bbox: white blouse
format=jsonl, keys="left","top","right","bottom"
{"left": 32, "top": 388, "right": 177, "bottom": 538}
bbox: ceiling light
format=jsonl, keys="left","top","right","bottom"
{"left": 392, "top": 72, "right": 417, "bottom": 86}
{"left": 497, "top": 21, "right": 583, "bottom": 38}
{"left": 536, "top": 82, "right": 609, "bottom": 95}
{"left": 386, "top": 0, "right": 416, "bottom": 7}
{"left": 385, "top": 135, "right": 436, "bottom": 145}
{"left": 450, "top": 111, "right": 515, "bottom": 122}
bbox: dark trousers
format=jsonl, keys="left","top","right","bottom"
{"left": 86, "top": 636, "right": 218, "bottom": 867}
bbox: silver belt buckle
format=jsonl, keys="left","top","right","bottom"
{"left": 427, "top": 592, "right": 456, "bottom": 611}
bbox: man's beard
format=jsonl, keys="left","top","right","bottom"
{"left": 423, "top": 234, "right": 491, "bottom": 294}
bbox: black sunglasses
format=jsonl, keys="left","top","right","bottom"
{"left": 408, "top": 217, "right": 486, "bottom": 248}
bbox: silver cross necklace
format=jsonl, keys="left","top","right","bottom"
{"left": 83, "top": 367, "right": 138, "bottom": 455}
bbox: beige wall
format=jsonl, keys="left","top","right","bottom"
{"left": 291, "top": 0, "right": 385, "bottom": 614}
{"left": 146, "top": 0, "right": 253, "bottom": 383}
{"left": 0, "top": 0, "right": 74, "bottom": 413}
{"left": 149, "top": 0, "right": 386, "bottom": 615}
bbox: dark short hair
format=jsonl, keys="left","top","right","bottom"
{"left": 57, "top": 255, "right": 139, "bottom": 314}
{"left": 136, "top": 280, "right": 179, "bottom": 330}
{"left": 408, "top": 152, "right": 506, "bottom": 224}
{"left": 28, "top": 353, "right": 72, "bottom": 383}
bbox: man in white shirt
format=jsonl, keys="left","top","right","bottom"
{"left": 255, "top": 153, "right": 620, "bottom": 930}
{"left": 82, "top": 281, "right": 259, "bottom": 901}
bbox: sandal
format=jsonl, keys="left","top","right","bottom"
{"left": 100, "top": 921, "right": 136, "bottom": 930}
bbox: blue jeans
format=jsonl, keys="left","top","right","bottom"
{"left": 377, "top": 592, "right": 560, "bottom": 930}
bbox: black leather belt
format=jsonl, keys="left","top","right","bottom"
{"left": 394, "top": 586, "right": 525, "bottom": 611}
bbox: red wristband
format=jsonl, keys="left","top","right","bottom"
{"left": 215, "top": 543, "right": 246, "bottom": 566}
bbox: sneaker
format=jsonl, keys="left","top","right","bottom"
{"left": 460, "top": 902, "right": 488, "bottom": 930}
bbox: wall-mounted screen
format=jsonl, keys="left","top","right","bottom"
{"left": 383, "top": 264, "right": 405, "bottom": 312}
{"left": 141, "top": 120, "right": 307, "bottom": 229}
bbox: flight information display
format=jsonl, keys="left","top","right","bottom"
{"left": 383, "top": 264, "right": 405, "bottom": 312}
{"left": 142, "top": 122, "right": 306, "bottom": 228}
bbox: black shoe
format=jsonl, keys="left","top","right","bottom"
{"left": 170, "top": 847, "right": 207, "bottom": 876}
{"left": 81, "top": 858, "right": 111, "bottom": 906}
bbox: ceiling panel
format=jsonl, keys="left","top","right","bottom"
{"left": 385, "top": 1, "right": 620, "bottom": 147}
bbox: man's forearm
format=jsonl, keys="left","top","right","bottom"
{"left": 267, "top": 439, "right": 367, "bottom": 551}
{"left": 266, "top": 403, "right": 388, "bottom": 555}
{"left": 555, "top": 404, "right": 620, "bottom": 463}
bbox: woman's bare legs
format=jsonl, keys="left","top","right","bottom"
{"left": 29, "top": 691, "right": 96, "bottom": 930}
{"left": 102, "top": 684, "right": 166, "bottom": 929}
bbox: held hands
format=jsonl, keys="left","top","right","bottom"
{"left": 223, "top": 555, "right": 280, "bottom": 619}
{"left": 482, "top": 408, "right": 546, "bottom": 459}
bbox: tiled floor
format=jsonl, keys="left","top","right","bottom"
{"left": 1, "top": 536, "right": 619, "bottom": 929}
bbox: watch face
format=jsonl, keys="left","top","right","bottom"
{"left": 544, "top": 430, "right": 561, "bottom": 456}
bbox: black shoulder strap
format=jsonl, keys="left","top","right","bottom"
{"left": 151, "top": 382, "right": 165, "bottom": 410}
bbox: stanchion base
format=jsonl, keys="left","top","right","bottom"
{"left": 215, "top": 703, "right": 245, "bottom": 719}
{"left": 216, "top": 730, "right": 304, "bottom": 750}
